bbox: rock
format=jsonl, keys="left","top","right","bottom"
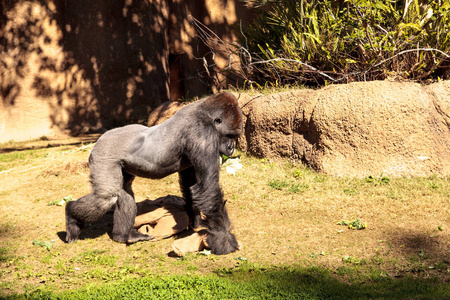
{"left": 237, "top": 90, "right": 312, "bottom": 158}
{"left": 238, "top": 81, "right": 450, "bottom": 177}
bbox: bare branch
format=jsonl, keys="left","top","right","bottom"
{"left": 372, "top": 48, "right": 450, "bottom": 69}
{"left": 249, "top": 58, "right": 339, "bottom": 82}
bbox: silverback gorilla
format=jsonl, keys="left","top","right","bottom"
{"left": 65, "top": 92, "right": 243, "bottom": 255}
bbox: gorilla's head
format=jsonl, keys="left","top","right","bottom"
{"left": 203, "top": 92, "right": 243, "bottom": 156}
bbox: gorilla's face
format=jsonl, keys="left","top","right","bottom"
{"left": 219, "top": 134, "right": 236, "bottom": 156}
{"left": 214, "top": 117, "right": 241, "bottom": 157}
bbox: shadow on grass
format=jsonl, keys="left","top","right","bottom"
{"left": 386, "top": 227, "right": 449, "bottom": 269}
{"left": 0, "top": 135, "right": 99, "bottom": 154}
{"left": 7, "top": 265, "right": 449, "bottom": 299}
{"left": 390, "top": 229, "right": 445, "bottom": 255}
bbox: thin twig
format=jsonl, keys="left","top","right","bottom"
{"left": 249, "top": 58, "right": 339, "bottom": 82}
{"left": 372, "top": 48, "right": 450, "bottom": 69}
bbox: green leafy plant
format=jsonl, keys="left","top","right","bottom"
{"left": 238, "top": 0, "right": 450, "bottom": 86}
{"left": 47, "top": 195, "right": 74, "bottom": 206}
{"left": 337, "top": 219, "right": 367, "bottom": 230}
{"left": 342, "top": 256, "right": 366, "bottom": 265}
{"left": 32, "top": 240, "right": 54, "bottom": 251}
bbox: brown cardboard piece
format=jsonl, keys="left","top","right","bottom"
{"left": 134, "top": 195, "right": 207, "bottom": 256}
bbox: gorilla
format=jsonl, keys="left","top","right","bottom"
{"left": 65, "top": 92, "right": 242, "bottom": 255}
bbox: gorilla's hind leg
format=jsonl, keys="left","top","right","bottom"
{"left": 111, "top": 190, "right": 154, "bottom": 244}
{"left": 65, "top": 193, "right": 113, "bottom": 243}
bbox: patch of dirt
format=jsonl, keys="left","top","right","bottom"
{"left": 0, "top": 139, "right": 449, "bottom": 296}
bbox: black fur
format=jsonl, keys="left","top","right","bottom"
{"left": 65, "top": 92, "right": 242, "bottom": 254}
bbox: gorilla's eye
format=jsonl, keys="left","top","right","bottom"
{"left": 214, "top": 118, "right": 222, "bottom": 124}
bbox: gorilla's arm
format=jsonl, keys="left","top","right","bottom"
{"left": 189, "top": 158, "right": 238, "bottom": 255}
{"left": 180, "top": 122, "right": 239, "bottom": 254}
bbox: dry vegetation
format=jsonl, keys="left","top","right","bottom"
{"left": 0, "top": 137, "right": 449, "bottom": 297}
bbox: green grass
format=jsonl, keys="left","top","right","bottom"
{"left": 0, "top": 149, "right": 46, "bottom": 171}
{"left": 4, "top": 265, "right": 448, "bottom": 300}
{"left": 69, "top": 250, "right": 118, "bottom": 267}
{"left": 0, "top": 247, "right": 15, "bottom": 263}
{"left": 268, "top": 179, "right": 290, "bottom": 190}
{"left": 231, "top": 82, "right": 309, "bottom": 96}
{"left": 1, "top": 142, "right": 449, "bottom": 299}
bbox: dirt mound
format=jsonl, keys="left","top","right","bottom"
{"left": 237, "top": 81, "right": 450, "bottom": 177}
